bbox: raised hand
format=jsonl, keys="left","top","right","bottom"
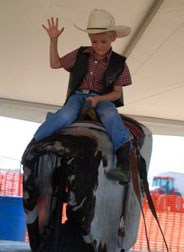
{"left": 42, "top": 17, "right": 64, "bottom": 40}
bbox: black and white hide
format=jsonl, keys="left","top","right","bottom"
{"left": 22, "top": 117, "right": 152, "bottom": 252}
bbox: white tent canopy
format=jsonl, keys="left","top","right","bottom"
{"left": 1, "top": 0, "right": 184, "bottom": 135}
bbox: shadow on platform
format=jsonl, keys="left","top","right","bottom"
{"left": 0, "top": 240, "right": 145, "bottom": 252}
{"left": 0, "top": 240, "right": 30, "bottom": 252}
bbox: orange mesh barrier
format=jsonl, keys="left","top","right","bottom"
{"left": 131, "top": 193, "right": 184, "bottom": 252}
{"left": 0, "top": 170, "right": 23, "bottom": 197}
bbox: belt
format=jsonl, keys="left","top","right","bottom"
{"left": 80, "top": 89, "right": 91, "bottom": 94}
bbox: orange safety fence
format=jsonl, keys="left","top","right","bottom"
{"left": 131, "top": 193, "right": 184, "bottom": 252}
{"left": 0, "top": 169, "right": 23, "bottom": 197}
{"left": 1, "top": 169, "right": 184, "bottom": 251}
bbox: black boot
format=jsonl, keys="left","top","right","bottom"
{"left": 106, "top": 141, "right": 131, "bottom": 184}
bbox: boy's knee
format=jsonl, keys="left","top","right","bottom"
{"left": 97, "top": 101, "right": 114, "bottom": 110}
{"left": 104, "top": 109, "right": 116, "bottom": 121}
{"left": 59, "top": 109, "right": 76, "bottom": 123}
{"left": 97, "top": 102, "right": 117, "bottom": 119}
{"left": 62, "top": 106, "right": 81, "bottom": 123}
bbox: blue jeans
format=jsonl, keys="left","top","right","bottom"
{"left": 34, "top": 91, "right": 129, "bottom": 151}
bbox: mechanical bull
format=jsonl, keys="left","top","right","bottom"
{"left": 22, "top": 115, "right": 152, "bottom": 252}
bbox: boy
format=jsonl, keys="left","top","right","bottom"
{"left": 25, "top": 9, "right": 132, "bottom": 183}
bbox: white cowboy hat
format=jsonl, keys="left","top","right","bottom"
{"left": 74, "top": 9, "right": 131, "bottom": 38}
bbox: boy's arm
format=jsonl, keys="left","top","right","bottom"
{"left": 86, "top": 86, "right": 122, "bottom": 108}
{"left": 42, "top": 17, "right": 64, "bottom": 68}
{"left": 49, "top": 39, "right": 62, "bottom": 68}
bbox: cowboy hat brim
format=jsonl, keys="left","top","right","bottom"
{"left": 74, "top": 24, "right": 131, "bottom": 38}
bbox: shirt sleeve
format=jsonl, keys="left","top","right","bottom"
{"left": 59, "top": 48, "right": 79, "bottom": 72}
{"left": 114, "top": 63, "right": 132, "bottom": 87}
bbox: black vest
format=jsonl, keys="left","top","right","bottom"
{"left": 66, "top": 47, "right": 126, "bottom": 107}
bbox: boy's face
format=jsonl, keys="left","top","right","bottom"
{"left": 89, "top": 33, "right": 116, "bottom": 59}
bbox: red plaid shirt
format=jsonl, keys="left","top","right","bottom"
{"left": 60, "top": 47, "right": 132, "bottom": 93}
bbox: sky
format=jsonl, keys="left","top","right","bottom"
{"left": 0, "top": 116, "right": 184, "bottom": 178}
{"left": 148, "top": 134, "right": 184, "bottom": 177}
{"left": 0, "top": 116, "right": 39, "bottom": 171}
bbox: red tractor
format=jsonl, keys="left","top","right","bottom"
{"left": 151, "top": 176, "right": 181, "bottom": 195}
{"left": 150, "top": 176, "right": 183, "bottom": 212}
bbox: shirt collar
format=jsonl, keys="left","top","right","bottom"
{"left": 83, "top": 47, "right": 112, "bottom": 61}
